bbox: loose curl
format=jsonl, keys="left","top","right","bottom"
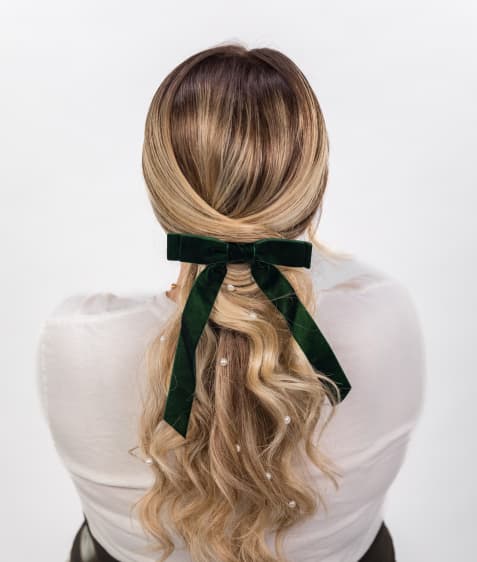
{"left": 133, "top": 42, "right": 348, "bottom": 562}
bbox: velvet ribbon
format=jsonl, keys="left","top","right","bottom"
{"left": 163, "top": 233, "right": 352, "bottom": 438}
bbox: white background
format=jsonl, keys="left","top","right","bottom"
{"left": 1, "top": 1, "right": 475, "bottom": 560}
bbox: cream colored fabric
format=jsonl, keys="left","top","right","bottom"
{"left": 36, "top": 247, "right": 426, "bottom": 562}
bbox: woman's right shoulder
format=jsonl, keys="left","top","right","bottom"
{"left": 38, "top": 290, "right": 177, "bottom": 327}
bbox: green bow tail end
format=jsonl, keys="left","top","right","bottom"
{"left": 162, "top": 233, "right": 352, "bottom": 438}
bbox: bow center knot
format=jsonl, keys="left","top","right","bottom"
{"left": 227, "top": 242, "right": 256, "bottom": 263}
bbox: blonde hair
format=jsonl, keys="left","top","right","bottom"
{"left": 135, "top": 42, "right": 350, "bottom": 562}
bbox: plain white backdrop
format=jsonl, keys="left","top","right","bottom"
{"left": 1, "top": 1, "right": 475, "bottom": 560}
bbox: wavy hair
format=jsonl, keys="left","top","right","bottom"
{"left": 134, "top": 42, "right": 349, "bottom": 562}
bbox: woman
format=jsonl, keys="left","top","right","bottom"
{"left": 37, "top": 43, "right": 426, "bottom": 562}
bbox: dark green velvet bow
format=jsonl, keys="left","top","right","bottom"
{"left": 163, "top": 232, "right": 352, "bottom": 438}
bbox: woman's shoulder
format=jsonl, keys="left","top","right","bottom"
{"left": 310, "top": 244, "right": 396, "bottom": 290}
{"left": 311, "top": 247, "right": 426, "bottom": 388}
{"left": 314, "top": 245, "right": 424, "bottom": 327}
{"left": 311, "top": 247, "right": 426, "bottom": 428}
{"left": 39, "top": 289, "right": 177, "bottom": 327}
{"left": 35, "top": 290, "right": 177, "bottom": 427}
{"left": 315, "top": 250, "right": 424, "bottom": 338}
{"left": 310, "top": 246, "right": 423, "bottom": 322}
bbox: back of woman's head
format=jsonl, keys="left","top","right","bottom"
{"left": 136, "top": 42, "right": 344, "bottom": 562}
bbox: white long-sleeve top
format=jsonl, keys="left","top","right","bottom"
{"left": 35, "top": 247, "right": 426, "bottom": 562}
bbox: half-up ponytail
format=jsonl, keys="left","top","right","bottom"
{"left": 135, "top": 42, "right": 346, "bottom": 562}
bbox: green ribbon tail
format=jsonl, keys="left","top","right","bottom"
{"left": 163, "top": 262, "right": 227, "bottom": 437}
{"left": 251, "top": 261, "right": 352, "bottom": 402}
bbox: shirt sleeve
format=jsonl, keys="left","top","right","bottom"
{"left": 34, "top": 294, "right": 90, "bottom": 430}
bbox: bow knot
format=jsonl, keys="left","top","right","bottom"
{"left": 227, "top": 242, "right": 256, "bottom": 263}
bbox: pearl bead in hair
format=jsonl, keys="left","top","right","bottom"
{"left": 226, "top": 283, "right": 235, "bottom": 292}
{"left": 288, "top": 500, "right": 297, "bottom": 508}
{"left": 144, "top": 457, "right": 154, "bottom": 465}
{"left": 265, "top": 471, "right": 272, "bottom": 480}
{"left": 236, "top": 443, "right": 241, "bottom": 452}
{"left": 219, "top": 357, "right": 229, "bottom": 366}
{"left": 284, "top": 415, "right": 291, "bottom": 425}
{"left": 159, "top": 335, "right": 166, "bottom": 342}
{"left": 249, "top": 311, "right": 258, "bottom": 319}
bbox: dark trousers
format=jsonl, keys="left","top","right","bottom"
{"left": 70, "top": 515, "right": 396, "bottom": 562}
{"left": 358, "top": 521, "right": 396, "bottom": 561}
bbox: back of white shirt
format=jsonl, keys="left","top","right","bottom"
{"left": 35, "top": 247, "right": 426, "bottom": 562}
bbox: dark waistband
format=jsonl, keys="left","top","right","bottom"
{"left": 70, "top": 514, "right": 395, "bottom": 562}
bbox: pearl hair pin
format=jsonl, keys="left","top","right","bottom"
{"left": 284, "top": 415, "right": 291, "bottom": 425}
{"left": 249, "top": 311, "right": 257, "bottom": 319}
{"left": 219, "top": 357, "right": 229, "bottom": 366}
{"left": 160, "top": 335, "right": 166, "bottom": 342}
{"left": 128, "top": 446, "right": 155, "bottom": 466}
{"left": 226, "top": 284, "right": 235, "bottom": 292}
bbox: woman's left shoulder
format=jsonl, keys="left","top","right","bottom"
{"left": 39, "top": 291, "right": 171, "bottom": 326}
